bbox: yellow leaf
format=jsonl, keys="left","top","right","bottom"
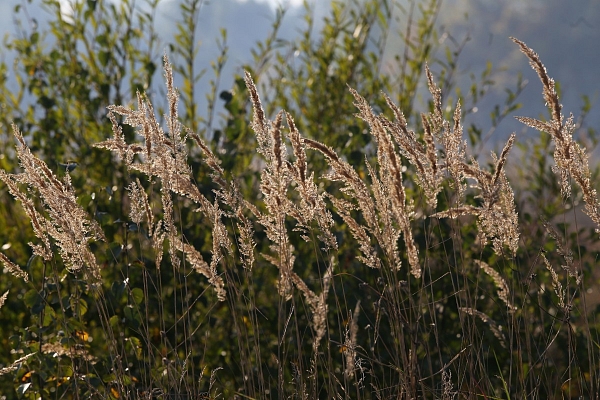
{"left": 21, "top": 371, "right": 33, "bottom": 382}
{"left": 74, "top": 330, "right": 89, "bottom": 341}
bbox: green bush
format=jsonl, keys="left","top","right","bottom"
{"left": 1, "top": 1, "right": 599, "bottom": 399}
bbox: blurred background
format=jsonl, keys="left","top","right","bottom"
{"left": 1, "top": 2, "right": 599, "bottom": 398}
{"left": 1, "top": 0, "right": 599, "bottom": 149}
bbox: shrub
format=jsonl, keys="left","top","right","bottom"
{"left": 1, "top": 1, "right": 599, "bottom": 399}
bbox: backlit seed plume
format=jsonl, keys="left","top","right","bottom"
{"left": 432, "top": 134, "right": 519, "bottom": 256}
{"left": 285, "top": 111, "right": 338, "bottom": 252}
{"left": 0, "top": 252, "right": 29, "bottom": 282}
{"left": 289, "top": 259, "right": 334, "bottom": 354}
{"left": 513, "top": 37, "right": 600, "bottom": 232}
{"left": 0, "top": 353, "right": 35, "bottom": 376}
{"left": 0, "top": 125, "right": 105, "bottom": 280}
{"left": 175, "top": 240, "right": 226, "bottom": 301}
{"left": 244, "top": 72, "right": 339, "bottom": 300}
{"left": 0, "top": 291, "right": 8, "bottom": 309}
{"left": 476, "top": 260, "right": 516, "bottom": 312}
{"left": 344, "top": 300, "right": 361, "bottom": 379}
{"left": 350, "top": 87, "right": 420, "bottom": 277}
{"left": 188, "top": 129, "right": 256, "bottom": 271}
{"left": 96, "top": 55, "right": 230, "bottom": 298}
{"left": 126, "top": 178, "right": 154, "bottom": 237}
{"left": 541, "top": 253, "right": 566, "bottom": 310}
{"left": 244, "top": 72, "right": 295, "bottom": 297}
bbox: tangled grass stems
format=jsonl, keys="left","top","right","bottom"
{"left": 0, "top": 38, "right": 599, "bottom": 399}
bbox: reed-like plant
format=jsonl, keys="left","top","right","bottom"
{"left": 1, "top": 34, "right": 599, "bottom": 399}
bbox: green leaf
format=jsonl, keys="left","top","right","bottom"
{"left": 131, "top": 288, "right": 144, "bottom": 305}
{"left": 102, "top": 373, "right": 117, "bottom": 383}
{"left": 109, "top": 315, "right": 120, "bottom": 329}
{"left": 125, "top": 336, "right": 142, "bottom": 359}
{"left": 16, "top": 383, "right": 32, "bottom": 396}
{"left": 71, "top": 298, "right": 88, "bottom": 317}
{"left": 42, "top": 305, "right": 56, "bottom": 327}
{"left": 24, "top": 289, "right": 45, "bottom": 314}
{"left": 96, "top": 33, "right": 108, "bottom": 47}
{"left": 38, "top": 95, "right": 56, "bottom": 109}
{"left": 219, "top": 90, "right": 233, "bottom": 103}
{"left": 123, "top": 306, "right": 140, "bottom": 328}
{"left": 98, "top": 51, "right": 110, "bottom": 67}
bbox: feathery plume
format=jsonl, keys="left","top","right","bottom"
{"left": 126, "top": 178, "right": 154, "bottom": 236}
{"left": 0, "top": 290, "right": 8, "bottom": 309}
{"left": 476, "top": 260, "right": 516, "bottom": 311}
{"left": 97, "top": 55, "right": 233, "bottom": 301}
{"left": 175, "top": 240, "right": 226, "bottom": 301}
{"left": 540, "top": 252, "right": 566, "bottom": 311}
{"left": 350, "top": 87, "right": 420, "bottom": 277}
{"left": 513, "top": 37, "right": 600, "bottom": 232}
{"left": 0, "top": 253, "right": 29, "bottom": 282}
{"left": 0, "top": 125, "right": 105, "bottom": 280}
{"left": 289, "top": 258, "right": 334, "bottom": 354}
{"left": 285, "top": 112, "right": 338, "bottom": 252}
{"left": 430, "top": 134, "right": 520, "bottom": 256}
{"left": 0, "top": 353, "right": 35, "bottom": 376}
{"left": 244, "top": 73, "right": 295, "bottom": 297}
{"left": 344, "top": 301, "right": 361, "bottom": 379}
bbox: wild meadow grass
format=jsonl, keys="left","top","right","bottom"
{"left": 0, "top": 37, "right": 599, "bottom": 399}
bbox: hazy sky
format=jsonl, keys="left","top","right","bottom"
{"left": 1, "top": 0, "right": 599, "bottom": 151}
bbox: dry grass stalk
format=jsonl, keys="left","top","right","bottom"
{"left": 432, "top": 133, "right": 519, "bottom": 255}
{"left": 475, "top": 260, "right": 516, "bottom": 311}
{"left": 175, "top": 240, "right": 226, "bottom": 301}
{"left": 208, "top": 203, "right": 230, "bottom": 299}
{"left": 0, "top": 124, "right": 105, "bottom": 280}
{"left": 538, "top": 220, "right": 582, "bottom": 315}
{"left": 350, "top": 87, "right": 420, "bottom": 277}
{"left": 441, "top": 370, "right": 457, "bottom": 400}
{"left": 302, "top": 137, "right": 379, "bottom": 233}
{"left": 285, "top": 111, "right": 338, "bottom": 253}
{"left": 459, "top": 307, "right": 507, "bottom": 348}
{"left": 0, "top": 252, "right": 29, "bottom": 282}
{"left": 513, "top": 37, "right": 600, "bottom": 232}
{"left": 0, "top": 290, "right": 8, "bottom": 309}
{"left": 296, "top": 65, "right": 519, "bottom": 275}
{"left": 244, "top": 72, "right": 295, "bottom": 297}
{"left": 326, "top": 194, "right": 379, "bottom": 269}
{"left": 442, "top": 102, "right": 468, "bottom": 201}
{"left": 356, "top": 64, "right": 519, "bottom": 265}
{"left": 381, "top": 91, "right": 443, "bottom": 206}
{"left": 540, "top": 252, "right": 567, "bottom": 311}
{"left": 542, "top": 219, "right": 580, "bottom": 284}
{"left": 0, "top": 353, "right": 35, "bottom": 376}
{"left": 303, "top": 122, "right": 410, "bottom": 273}
{"left": 244, "top": 73, "right": 339, "bottom": 310}
{"left": 189, "top": 129, "right": 257, "bottom": 271}
{"left": 343, "top": 300, "right": 361, "bottom": 379}
{"left": 289, "top": 258, "right": 334, "bottom": 354}
{"left": 41, "top": 342, "right": 95, "bottom": 362}
{"left": 96, "top": 54, "right": 230, "bottom": 299}
{"left": 126, "top": 178, "right": 154, "bottom": 237}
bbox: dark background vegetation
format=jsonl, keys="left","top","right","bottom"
{"left": 0, "top": 0, "right": 600, "bottom": 398}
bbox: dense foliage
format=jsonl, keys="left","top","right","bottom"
{"left": 1, "top": 1, "right": 599, "bottom": 399}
